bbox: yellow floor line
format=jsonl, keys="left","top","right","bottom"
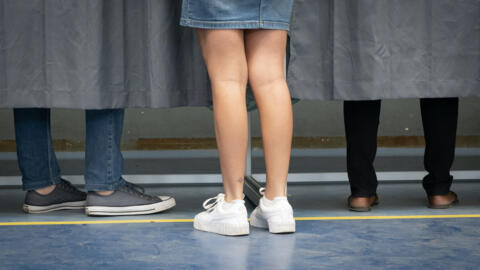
{"left": 295, "top": 214, "right": 480, "bottom": 220}
{"left": 1, "top": 214, "right": 480, "bottom": 226}
{"left": 0, "top": 219, "right": 194, "bottom": 226}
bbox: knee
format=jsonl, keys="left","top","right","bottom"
{"left": 209, "top": 65, "right": 248, "bottom": 91}
{"left": 248, "top": 69, "right": 286, "bottom": 94}
{"left": 210, "top": 76, "right": 248, "bottom": 94}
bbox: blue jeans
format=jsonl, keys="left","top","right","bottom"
{"left": 14, "top": 108, "right": 126, "bottom": 191}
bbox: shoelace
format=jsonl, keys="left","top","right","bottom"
{"left": 202, "top": 193, "right": 225, "bottom": 212}
{"left": 122, "top": 181, "right": 155, "bottom": 200}
{"left": 59, "top": 179, "right": 82, "bottom": 194}
{"left": 125, "top": 181, "right": 145, "bottom": 194}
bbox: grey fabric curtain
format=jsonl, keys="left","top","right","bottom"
{"left": 0, "top": 0, "right": 210, "bottom": 109}
{"left": 288, "top": 0, "right": 480, "bottom": 101}
{"left": 1, "top": 0, "right": 479, "bottom": 109}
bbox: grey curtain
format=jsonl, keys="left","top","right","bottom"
{"left": 288, "top": 0, "right": 480, "bottom": 101}
{"left": 1, "top": 0, "right": 479, "bottom": 109}
{"left": 0, "top": 0, "right": 210, "bottom": 109}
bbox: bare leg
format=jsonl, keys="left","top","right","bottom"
{"left": 196, "top": 29, "right": 249, "bottom": 202}
{"left": 245, "top": 30, "right": 292, "bottom": 200}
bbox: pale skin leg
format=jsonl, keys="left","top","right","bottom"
{"left": 196, "top": 29, "right": 249, "bottom": 202}
{"left": 196, "top": 29, "right": 292, "bottom": 201}
{"left": 245, "top": 30, "right": 292, "bottom": 200}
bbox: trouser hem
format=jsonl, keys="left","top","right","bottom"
{"left": 423, "top": 175, "right": 453, "bottom": 196}
{"left": 22, "top": 175, "right": 62, "bottom": 191}
{"left": 84, "top": 178, "right": 127, "bottom": 192}
{"left": 350, "top": 190, "right": 378, "bottom": 198}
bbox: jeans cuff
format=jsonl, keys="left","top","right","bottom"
{"left": 84, "top": 177, "right": 126, "bottom": 191}
{"left": 22, "top": 175, "right": 62, "bottom": 191}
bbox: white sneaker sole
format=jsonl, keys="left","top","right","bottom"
{"left": 23, "top": 201, "right": 86, "bottom": 214}
{"left": 85, "top": 197, "right": 176, "bottom": 216}
{"left": 194, "top": 219, "right": 250, "bottom": 236}
{"left": 250, "top": 212, "right": 296, "bottom": 234}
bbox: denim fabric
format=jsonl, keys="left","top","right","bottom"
{"left": 14, "top": 108, "right": 126, "bottom": 191}
{"left": 14, "top": 109, "right": 62, "bottom": 191}
{"left": 180, "top": 0, "right": 294, "bottom": 30}
{"left": 84, "top": 109, "right": 126, "bottom": 191}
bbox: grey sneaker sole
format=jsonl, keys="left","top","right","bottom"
{"left": 85, "top": 197, "right": 176, "bottom": 216}
{"left": 23, "top": 201, "right": 86, "bottom": 214}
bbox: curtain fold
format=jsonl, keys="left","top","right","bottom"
{"left": 288, "top": 0, "right": 480, "bottom": 101}
{"left": 0, "top": 0, "right": 479, "bottom": 109}
{"left": 0, "top": 0, "right": 211, "bottom": 109}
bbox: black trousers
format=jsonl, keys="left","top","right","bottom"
{"left": 344, "top": 98, "right": 459, "bottom": 197}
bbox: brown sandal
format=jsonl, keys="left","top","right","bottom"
{"left": 428, "top": 191, "right": 459, "bottom": 209}
{"left": 348, "top": 195, "right": 379, "bottom": 212}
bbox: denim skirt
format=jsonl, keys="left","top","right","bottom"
{"left": 180, "top": 0, "right": 294, "bottom": 31}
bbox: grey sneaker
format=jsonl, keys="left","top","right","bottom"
{"left": 23, "top": 179, "right": 87, "bottom": 214}
{"left": 85, "top": 182, "right": 176, "bottom": 216}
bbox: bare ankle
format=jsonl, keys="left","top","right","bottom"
{"left": 263, "top": 186, "right": 287, "bottom": 201}
{"left": 224, "top": 193, "right": 244, "bottom": 202}
{"left": 35, "top": 185, "right": 56, "bottom": 195}
{"left": 96, "top": 190, "right": 114, "bottom": 196}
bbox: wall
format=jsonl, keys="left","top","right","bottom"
{"left": 0, "top": 98, "right": 479, "bottom": 145}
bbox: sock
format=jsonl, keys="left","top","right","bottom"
{"left": 262, "top": 196, "right": 274, "bottom": 206}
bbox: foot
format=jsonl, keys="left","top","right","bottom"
{"left": 85, "top": 182, "right": 176, "bottom": 216}
{"left": 23, "top": 179, "right": 86, "bottom": 214}
{"left": 250, "top": 188, "right": 295, "bottom": 234}
{"left": 194, "top": 193, "right": 249, "bottom": 236}
{"left": 428, "top": 191, "right": 459, "bottom": 209}
{"left": 348, "top": 195, "right": 379, "bottom": 212}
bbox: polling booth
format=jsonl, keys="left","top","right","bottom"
{"left": 2, "top": 0, "right": 478, "bottom": 109}
{"left": 0, "top": 0, "right": 479, "bottom": 203}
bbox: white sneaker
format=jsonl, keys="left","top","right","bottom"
{"left": 250, "top": 188, "right": 295, "bottom": 234}
{"left": 194, "top": 193, "right": 250, "bottom": 236}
